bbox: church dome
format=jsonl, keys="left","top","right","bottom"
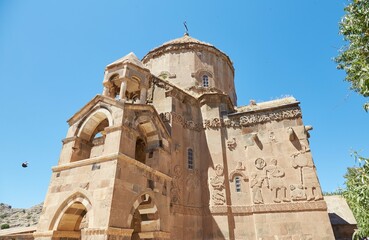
{"left": 142, "top": 34, "right": 237, "bottom": 105}
{"left": 142, "top": 34, "right": 233, "bottom": 71}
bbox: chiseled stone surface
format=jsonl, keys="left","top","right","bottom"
{"left": 7, "top": 34, "right": 337, "bottom": 240}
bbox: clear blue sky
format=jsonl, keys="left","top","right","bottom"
{"left": 0, "top": 1, "right": 367, "bottom": 208}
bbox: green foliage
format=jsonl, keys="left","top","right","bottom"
{"left": 322, "top": 189, "right": 344, "bottom": 196}
{"left": 343, "top": 153, "right": 369, "bottom": 239}
{"left": 0, "top": 223, "right": 10, "bottom": 229}
{"left": 336, "top": 0, "right": 369, "bottom": 111}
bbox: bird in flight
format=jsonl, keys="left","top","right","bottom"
{"left": 22, "top": 161, "right": 28, "bottom": 168}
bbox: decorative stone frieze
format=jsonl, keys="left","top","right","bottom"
{"left": 159, "top": 112, "right": 203, "bottom": 131}
{"left": 187, "top": 85, "right": 224, "bottom": 94}
{"left": 204, "top": 106, "right": 302, "bottom": 130}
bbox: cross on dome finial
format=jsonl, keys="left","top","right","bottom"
{"left": 183, "top": 21, "right": 189, "bottom": 36}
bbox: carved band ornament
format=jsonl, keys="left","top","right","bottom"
{"left": 205, "top": 107, "right": 302, "bottom": 129}
{"left": 159, "top": 107, "right": 301, "bottom": 132}
{"left": 160, "top": 112, "right": 203, "bottom": 132}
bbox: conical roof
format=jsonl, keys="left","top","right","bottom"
{"left": 107, "top": 52, "right": 145, "bottom": 69}
{"left": 160, "top": 34, "right": 214, "bottom": 48}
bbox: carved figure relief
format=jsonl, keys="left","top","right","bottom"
{"left": 250, "top": 159, "right": 267, "bottom": 204}
{"left": 226, "top": 138, "right": 237, "bottom": 150}
{"left": 250, "top": 173, "right": 266, "bottom": 204}
{"left": 170, "top": 165, "right": 182, "bottom": 204}
{"left": 265, "top": 159, "right": 289, "bottom": 203}
{"left": 255, "top": 158, "right": 266, "bottom": 170}
{"left": 210, "top": 164, "right": 226, "bottom": 205}
{"left": 290, "top": 145, "right": 323, "bottom": 201}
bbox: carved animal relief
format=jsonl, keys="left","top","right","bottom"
{"left": 226, "top": 138, "right": 237, "bottom": 150}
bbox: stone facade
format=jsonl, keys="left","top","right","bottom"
{"left": 31, "top": 34, "right": 335, "bottom": 240}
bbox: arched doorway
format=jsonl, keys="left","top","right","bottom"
{"left": 53, "top": 201, "right": 88, "bottom": 240}
{"left": 130, "top": 194, "right": 160, "bottom": 240}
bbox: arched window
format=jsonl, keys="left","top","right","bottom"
{"left": 187, "top": 148, "right": 193, "bottom": 170}
{"left": 202, "top": 75, "right": 209, "bottom": 87}
{"left": 235, "top": 176, "right": 241, "bottom": 192}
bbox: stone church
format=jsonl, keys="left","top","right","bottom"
{"left": 32, "top": 34, "right": 335, "bottom": 239}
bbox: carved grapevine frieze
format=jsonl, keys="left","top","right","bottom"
{"left": 160, "top": 112, "right": 203, "bottom": 131}
{"left": 159, "top": 107, "right": 301, "bottom": 131}
{"left": 204, "top": 107, "right": 302, "bottom": 130}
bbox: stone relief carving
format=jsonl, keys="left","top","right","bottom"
{"left": 255, "top": 158, "right": 266, "bottom": 170}
{"left": 269, "top": 131, "right": 277, "bottom": 143}
{"left": 251, "top": 158, "right": 291, "bottom": 204}
{"left": 203, "top": 118, "right": 222, "bottom": 129}
{"left": 250, "top": 158, "right": 267, "bottom": 204}
{"left": 187, "top": 85, "right": 224, "bottom": 94}
{"left": 229, "top": 162, "right": 247, "bottom": 182}
{"left": 170, "top": 165, "right": 182, "bottom": 204}
{"left": 265, "top": 159, "right": 289, "bottom": 203}
{"left": 290, "top": 145, "right": 323, "bottom": 201}
{"left": 159, "top": 112, "right": 171, "bottom": 123}
{"left": 161, "top": 107, "right": 301, "bottom": 132}
{"left": 210, "top": 164, "right": 226, "bottom": 205}
{"left": 226, "top": 138, "right": 237, "bottom": 150}
{"left": 223, "top": 118, "right": 240, "bottom": 128}
{"left": 250, "top": 173, "right": 266, "bottom": 204}
{"left": 158, "top": 71, "right": 176, "bottom": 80}
{"left": 290, "top": 184, "right": 307, "bottom": 201}
{"left": 287, "top": 127, "right": 296, "bottom": 141}
{"left": 204, "top": 107, "right": 302, "bottom": 130}
{"left": 160, "top": 112, "right": 203, "bottom": 131}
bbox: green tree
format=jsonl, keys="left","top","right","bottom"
{"left": 343, "top": 153, "right": 369, "bottom": 239}
{"left": 336, "top": 0, "right": 369, "bottom": 111}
